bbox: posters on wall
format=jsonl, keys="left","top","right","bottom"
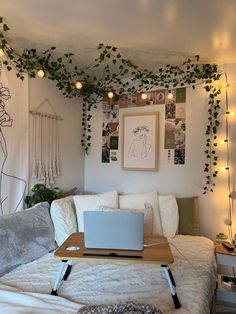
{"left": 101, "top": 87, "right": 186, "bottom": 165}
{"left": 102, "top": 101, "right": 119, "bottom": 163}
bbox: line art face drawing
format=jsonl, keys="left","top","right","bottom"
{"left": 0, "top": 63, "right": 26, "bottom": 214}
{"left": 128, "top": 125, "right": 151, "bottom": 159}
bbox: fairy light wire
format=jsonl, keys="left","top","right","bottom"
{"left": 144, "top": 240, "right": 212, "bottom": 287}
{"left": 224, "top": 72, "right": 233, "bottom": 241}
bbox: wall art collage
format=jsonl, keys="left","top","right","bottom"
{"left": 101, "top": 87, "right": 186, "bottom": 165}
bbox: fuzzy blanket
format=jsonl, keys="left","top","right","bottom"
{"left": 78, "top": 302, "right": 162, "bottom": 314}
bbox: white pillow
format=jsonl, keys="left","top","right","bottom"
{"left": 50, "top": 196, "right": 77, "bottom": 246}
{"left": 74, "top": 190, "right": 118, "bottom": 232}
{"left": 119, "top": 191, "right": 162, "bottom": 235}
{"left": 158, "top": 195, "right": 179, "bottom": 238}
{"left": 99, "top": 204, "right": 153, "bottom": 235}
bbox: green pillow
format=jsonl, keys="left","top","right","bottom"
{"left": 176, "top": 197, "right": 199, "bottom": 236}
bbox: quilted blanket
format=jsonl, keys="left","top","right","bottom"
{"left": 1, "top": 235, "right": 216, "bottom": 314}
{"left": 78, "top": 302, "right": 162, "bottom": 314}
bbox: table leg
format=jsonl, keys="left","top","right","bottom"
{"left": 162, "top": 265, "right": 181, "bottom": 309}
{"left": 62, "top": 261, "right": 72, "bottom": 281}
{"left": 51, "top": 260, "right": 68, "bottom": 296}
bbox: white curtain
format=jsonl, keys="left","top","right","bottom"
{"left": 0, "top": 62, "right": 29, "bottom": 214}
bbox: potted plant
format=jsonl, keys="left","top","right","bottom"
{"left": 24, "top": 184, "right": 62, "bottom": 208}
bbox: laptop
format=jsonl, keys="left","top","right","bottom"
{"left": 83, "top": 210, "right": 144, "bottom": 251}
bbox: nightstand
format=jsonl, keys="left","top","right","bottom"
{"left": 215, "top": 242, "right": 236, "bottom": 310}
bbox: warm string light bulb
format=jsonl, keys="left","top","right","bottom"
{"left": 0, "top": 48, "right": 4, "bottom": 57}
{"left": 224, "top": 82, "right": 230, "bottom": 88}
{"left": 220, "top": 139, "right": 228, "bottom": 145}
{"left": 167, "top": 91, "right": 174, "bottom": 100}
{"left": 108, "top": 91, "right": 114, "bottom": 99}
{"left": 75, "top": 81, "right": 82, "bottom": 90}
{"left": 226, "top": 111, "right": 235, "bottom": 117}
{"left": 141, "top": 92, "right": 148, "bottom": 100}
{"left": 221, "top": 166, "right": 229, "bottom": 172}
{"left": 37, "top": 69, "right": 45, "bottom": 78}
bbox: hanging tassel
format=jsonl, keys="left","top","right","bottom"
{"left": 31, "top": 158, "right": 37, "bottom": 178}
{"left": 56, "top": 156, "right": 60, "bottom": 176}
{"left": 31, "top": 114, "right": 38, "bottom": 178}
{"left": 55, "top": 119, "right": 60, "bottom": 176}
{"left": 48, "top": 117, "right": 54, "bottom": 185}
{"left": 37, "top": 115, "right": 44, "bottom": 179}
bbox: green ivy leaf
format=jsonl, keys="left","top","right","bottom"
{"left": 3, "top": 23, "right": 10, "bottom": 32}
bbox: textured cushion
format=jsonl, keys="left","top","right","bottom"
{"left": 74, "top": 191, "right": 118, "bottom": 232}
{"left": 158, "top": 195, "right": 179, "bottom": 238}
{"left": 119, "top": 191, "right": 162, "bottom": 235}
{"left": 99, "top": 204, "right": 153, "bottom": 235}
{"left": 176, "top": 197, "right": 199, "bottom": 236}
{"left": 50, "top": 196, "right": 78, "bottom": 246}
{"left": 0, "top": 202, "right": 56, "bottom": 277}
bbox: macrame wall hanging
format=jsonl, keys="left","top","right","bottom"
{"left": 29, "top": 99, "right": 62, "bottom": 187}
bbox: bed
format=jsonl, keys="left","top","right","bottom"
{"left": 0, "top": 192, "right": 217, "bottom": 314}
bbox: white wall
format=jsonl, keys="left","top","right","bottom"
{"left": 29, "top": 78, "right": 84, "bottom": 193}
{"left": 84, "top": 64, "right": 236, "bottom": 240}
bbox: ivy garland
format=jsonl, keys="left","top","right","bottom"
{"left": 0, "top": 17, "right": 223, "bottom": 193}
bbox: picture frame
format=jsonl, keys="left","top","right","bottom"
{"left": 122, "top": 111, "right": 159, "bottom": 171}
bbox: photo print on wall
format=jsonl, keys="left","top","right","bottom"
{"left": 164, "top": 88, "right": 186, "bottom": 164}
{"left": 101, "top": 87, "right": 186, "bottom": 165}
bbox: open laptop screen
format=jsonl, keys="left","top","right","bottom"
{"left": 83, "top": 211, "right": 144, "bottom": 251}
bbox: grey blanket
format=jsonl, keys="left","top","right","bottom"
{"left": 78, "top": 302, "right": 162, "bottom": 314}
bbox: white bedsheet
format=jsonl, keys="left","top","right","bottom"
{"left": 0, "top": 283, "right": 81, "bottom": 314}
{"left": 0, "top": 235, "right": 216, "bottom": 314}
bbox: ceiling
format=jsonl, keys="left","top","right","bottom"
{"left": 1, "top": 0, "right": 236, "bottom": 69}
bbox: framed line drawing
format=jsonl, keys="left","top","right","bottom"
{"left": 122, "top": 111, "right": 159, "bottom": 171}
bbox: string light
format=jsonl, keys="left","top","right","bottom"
{"left": 37, "top": 69, "right": 45, "bottom": 78}
{"left": 108, "top": 91, "right": 114, "bottom": 99}
{"left": 141, "top": 92, "right": 148, "bottom": 100}
{"left": 223, "top": 73, "right": 234, "bottom": 241}
{"left": 221, "top": 166, "right": 229, "bottom": 172}
{"left": 167, "top": 91, "right": 174, "bottom": 100}
{"left": 75, "top": 81, "right": 82, "bottom": 90}
{"left": 220, "top": 139, "right": 228, "bottom": 145}
{"left": 0, "top": 48, "right": 4, "bottom": 57}
{"left": 226, "top": 111, "right": 235, "bottom": 117}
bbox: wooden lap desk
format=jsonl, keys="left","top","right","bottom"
{"left": 51, "top": 232, "right": 181, "bottom": 309}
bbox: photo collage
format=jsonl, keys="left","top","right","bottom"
{"left": 101, "top": 87, "right": 186, "bottom": 164}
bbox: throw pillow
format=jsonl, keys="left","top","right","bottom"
{"left": 176, "top": 196, "right": 199, "bottom": 236}
{"left": 74, "top": 190, "right": 118, "bottom": 232}
{"left": 99, "top": 203, "right": 153, "bottom": 235}
{"left": 118, "top": 191, "right": 162, "bottom": 235}
{"left": 158, "top": 195, "right": 179, "bottom": 238}
{"left": 50, "top": 196, "right": 78, "bottom": 246}
{"left": 0, "top": 202, "right": 56, "bottom": 277}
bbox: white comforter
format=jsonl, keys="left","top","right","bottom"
{"left": 0, "top": 236, "right": 216, "bottom": 314}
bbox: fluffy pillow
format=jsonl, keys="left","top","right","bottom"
{"left": 99, "top": 204, "right": 153, "bottom": 235}
{"left": 158, "top": 195, "right": 179, "bottom": 238}
{"left": 118, "top": 191, "right": 162, "bottom": 235}
{"left": 50, "top": 196, "right": 78, "bottom": 246}
{"left": 0, "top": 202, "right": 56, "bottom": 277}
{"left": 74, "top": 191, "right": 118, "bottom": 232}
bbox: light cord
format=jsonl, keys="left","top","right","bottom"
{"left": 144, "top": 240, "right": 212, "bottom": 287}
{"left": 223, "top": 72, "right": 234, "bottom": 241}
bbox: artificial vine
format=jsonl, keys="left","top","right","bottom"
{"left": 0, "top": 17, "right": 222, "bottom": 193}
